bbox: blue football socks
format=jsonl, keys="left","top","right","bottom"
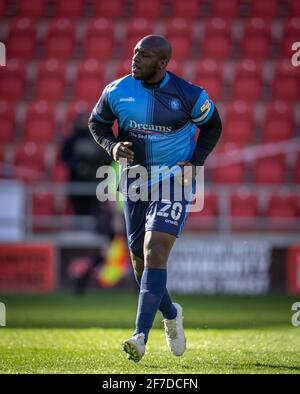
{"left": 134, "top": 268, "right": 177, "bottom": 343}
{"left": 134, "top": 271, "right": 177, "bottom": 321}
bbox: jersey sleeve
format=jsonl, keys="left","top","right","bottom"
{"left": 90, "top": 86, "right": 117, "bottom": 125}
{"left": 190, "top": 89, "right": 215, "bottom": 126}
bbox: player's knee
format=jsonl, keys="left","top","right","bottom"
{"left": 144, "top": 244, "right": 167, "bottom": 268}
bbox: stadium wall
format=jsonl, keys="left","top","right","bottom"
{"left": 0, "top": 234, "right": 299, "bottom": 295}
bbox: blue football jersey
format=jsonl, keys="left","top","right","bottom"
{"left": 91, "top": 71, "right": 215, "bottom": 171}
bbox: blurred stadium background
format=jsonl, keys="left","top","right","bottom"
{"left": 0, "top": 0, "right": 299, "bottom": 297}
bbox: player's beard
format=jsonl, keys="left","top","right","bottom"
{"left": 131, "top": 68, "right": 143, "bottom": 80}
{"left": 132, "top": 64, "right": 159, "bottom": 82}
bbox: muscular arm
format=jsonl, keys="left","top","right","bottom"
{"left": 190, "top": 106, "right": 222, "bottom": 167}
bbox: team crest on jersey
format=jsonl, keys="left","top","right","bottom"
{"left": 170, "top": 98, "right": 181, "bottom": 111}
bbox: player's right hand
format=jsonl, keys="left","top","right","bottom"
{"left": 112, "top": 142, "right": 134, "bottom": 164}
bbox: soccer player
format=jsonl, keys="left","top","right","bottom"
{"left": 88, "top": 35, "right": 222, "bottom": 362}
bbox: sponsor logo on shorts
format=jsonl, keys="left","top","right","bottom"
{"left": 165, "top": 219, "right": 179, "bottom": 226}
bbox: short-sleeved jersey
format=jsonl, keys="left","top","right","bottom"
{"left": 91, "top": 71, "right": 215, "bottom": 171}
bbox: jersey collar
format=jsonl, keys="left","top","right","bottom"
{"left": 141, "top": 72, "right": 170, "bottom": 90}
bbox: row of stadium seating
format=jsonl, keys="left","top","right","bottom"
{"left": 0, "top": 99, "right": 298, "bottom": 145}
{"left": 1, "top": 142, "right": 299, "bottom": 185}
{"left": 27, "top": 188, "right": 300, "bottom": 233}
{"left": 1, "top": 1, "right": 299, "bottom": 232}
{"left": 186, "top": 188, "right": 300, "bottom": 232}
{"left": 1, "top": 0, "right": 300, "bottom": 19}
{"left": 2, "top": 17, "right": 299, "bottom": 60}
{"left": 1, "top": 58, "right": 299, "bottom": 103}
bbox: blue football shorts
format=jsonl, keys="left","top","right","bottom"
{"left": 123, "top": 175, "right": 194, "bottom": 258}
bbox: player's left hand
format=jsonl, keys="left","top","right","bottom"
{"left": 176, "top": 161, "right": 199, "bottom": 186}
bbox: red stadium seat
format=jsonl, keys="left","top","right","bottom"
{"left": 35, "top": 59, "right": 66, "bottom": 101}
{"left": 281, "top": 18, "right": 300, "bottom": 58}
{"left": 294, "top": 151, "right": 300, "bottom": 183}
{"left": 266, "top": 192, "right": 299, "bottom": 231}
{"left": 233, "top": 59, "right": 263, "bottom": 101}
{"left": 267, "top": 193, "right": 299, "bottom": 217}
{"left": 242, "top": 18, "right": 271, "bottom": 59}
{"left": 212, "top": 143, "right": 245, "bottom": 184}
{"left": 24, "top": 101, "right": 55, "bottom": 143}
{"left": 254, "top": 155, "right": 286, "bottom": 184}
{"left": 0, "top": 101, "right": 15, "bottom": 144}
{"left": 167, "top": 59, "right": 184, "bottom": 77}
{"left": 74, "top": 59, "right": 105, "bottom": 102}
{"left": 272, "top": 60, "right": 300, "bottom": 102}
{"left": 14, "top": 143, "right": 45, "bottom": 183}
{"left": 7, "top": 18, "right": 36, "bottom": 60}
{"left": 213, "top": 162, "right": 245, "bottom": 184}
{"left": 114, "top": 58, "right": 133, "bottom": 79}
{"left": 165, "top": 18, "right": 193, "bottom": 59}
{"left": 16, "top": 0, "right": 46, "bottom": 18}
{"left": 32, "top": 192, "right": 56, "bottom": 216}
{"left": 172, "top": 0, "right": 202, "bottom": 19}
{"left": 186, "top": 192, "right": 219, "bottom": 231}
{"left": 202, "top": 18, "right": 232, "bottom": 59}
{"left": 167, "top": 35, "right": 193, "bottom": 60}
{"left": 287, "top": 0, "right": 300, "bottom": 16}
{"left": 45, "top": 19, "right": 76, "bottom": 59}
{"left": 84, "top": 18, "right": 114, "bottom": 59}
{"left": 32, "top": 191, "right": 57, "bottom": 232}
{"left": 94, "top": 0, "right": 124, "bottom": 18}
{"left": 132, "top": 0, "right": 164, "bottom": 18}
{"left": 230, "top": 190, "right": 259, "bottom": 230}
{"left": 262, "top": 101, "right": 294, "bottom": 142}
{"left": 0, "top": 147, "right": 5, "bottom": 165}
{"left": 51, "top": 161, "right": 70, "bottom": 183}
{"left": 194, "top": 59, "right": 223, "bottom": 101}
{"left": 224, "top": 100, "right": 254, "bottom": 144}
{"left": 248, "top": 0, "right": 278, "bottom": 18}
{"left": 165, "top": 17, "right": 193, "bottom": 39}
{"left": 0, "top": 59, "right": 26, "bottom": 101}
{"left": 211, "top": 0, "right": 241, "bottom": 18}
{"left": 123, "top": 18, "right": 154, "bottom": 57}
{"left": 0, "top": 0, "right": 8, "bottom": 17}
{"left": 53, "top": 0, "right": 85, "bottom": 19}
{"left": 85, "top": 17, "right": 114, "bottom": 36}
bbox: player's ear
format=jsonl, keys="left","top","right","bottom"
{"left": 159, "top": 59, "right": 168, "bottom": 69}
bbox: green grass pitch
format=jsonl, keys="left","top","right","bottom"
{"left": 0, "top": 292, "right": 300, "bottom": 374}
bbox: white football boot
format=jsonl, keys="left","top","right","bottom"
{"left": 122, "top": 333, "right": 146, "bottom": 362}
{"left": 163, "top": 303, "right": 186, "bottom": 356}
